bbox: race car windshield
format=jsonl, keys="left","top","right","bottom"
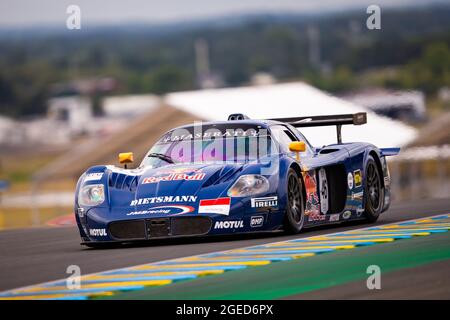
{"left": 141, "top": 124, "right": 275, "bottom": 167}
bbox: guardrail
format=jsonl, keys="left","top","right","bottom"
{"left": 389, "top": 145, "right": 450, "bottom": 201}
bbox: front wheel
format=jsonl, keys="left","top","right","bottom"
{"left": 284, "top": 168, "right": 305, "bottom": 234}
{"left": 363, "top": 156, "right": 384, "bottom": 222}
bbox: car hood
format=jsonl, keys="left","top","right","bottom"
{"left": 107, "top": 163, "right": 244, "bottom": 208}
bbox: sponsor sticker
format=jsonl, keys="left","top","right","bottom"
{"left": 319, "top": 168, "right": 329, "bottom": 214}
{"left": 354, "top": 170, "right": 362, "bottom": 187}
{"left": 85, "top": 173, "right": 103, "bottom": 182}
{"left": 250, "top": 215, "right": 264, "bottom": 227}
{"left": 127, "top": 205, "right": 194, "bottom": 216}
{"left": 308, "top": 214, "right": 326, "bottom": 222}
{"left": 77, "top": 207, "right": 85, "bottom": 218}
{"left": 351, "top": 191, "right": 364, "bottom": 200}
{"left": 142, "top": 172, "right": 205, "bottom": 184}
{"left": 356, "top": 207, "right": 365, "bottom": 217}
{"left": 128, "top": 210, "right": 170, "bottom": 216}
{"left": 199, "top": 197, "right": 231, "bottom": 215}
{"left": 347, "top": 172, "right": 354, "bottom": 190}
{"left": 251, "top": 196, "right": 278, "bottom": 208}
{"left": 329, "top": 214, "right": 340, "bottom": 222}
{"left": 304, "top": 171, "right": 320, "bottom": 216}
{"left": 89, "top": 228, "right": 107, "bottom": 237}
{"left": 130, "top": 195, "right": 197, "bottom": 206}
{"left": 214, "top": 220, "right": 244, "bottom": 229}
{"left": 342, "top": 210, "right": 352, "bottom": 219}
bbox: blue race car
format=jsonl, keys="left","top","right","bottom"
{"left": 75, "top": 112, "right": 399, "bottom": 247}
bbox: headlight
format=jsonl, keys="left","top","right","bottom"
{"left": 227, "top": 175, "right": 269, "bottom": 197}
{"left": 78, "top": 184, "right": 105, "bottom": 206}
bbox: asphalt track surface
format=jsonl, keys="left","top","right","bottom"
{"left": 0, "top": 198, "right": 449, "bottom": 292}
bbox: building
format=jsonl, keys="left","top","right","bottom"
{"left": 166, "top": 82, "right": 417, "bottom": 148}
{"left": 47, "top": 96, "right": 93, "bottom": 134}
{"left": 0, "top": 115, "right": 16, "bottom": 146}
{"left": 342, "top": 88, "right": 426, "bottom": 123}
{"left": 102, "top": 94, "right": 161, "bottom": 118}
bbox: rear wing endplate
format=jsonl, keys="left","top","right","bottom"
{"left": 380, "top": 148, "right": 401, "bottom": 156}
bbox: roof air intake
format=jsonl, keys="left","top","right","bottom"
{"left": 228, "top": 113, "right": 250, "bottom": 121}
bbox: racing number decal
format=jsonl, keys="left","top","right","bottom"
{"left": 318, "top": 168, "right": 329, "bottom": 214}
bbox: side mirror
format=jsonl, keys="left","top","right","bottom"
{"left": 119, "top": 152, "right": 134, "bottom": 169}
{"left": 289, "top": 141, "right": 306, "bottom": 161}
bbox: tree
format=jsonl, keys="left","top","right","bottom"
{"left": 399, "top": 42, "right": 450, "bottom": 93}
{"left": 147, "top": 65, "right": 192, "bottom": 94}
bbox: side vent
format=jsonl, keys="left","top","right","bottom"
{"left": 109, "top": 172, "right": 139, "bottom": 191}
{"left": 319, "top": 149, "right": 339, "bottom": 154}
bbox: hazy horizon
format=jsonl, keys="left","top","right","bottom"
{"left": 0, "top": 0, "right": 448, "bottom": 29}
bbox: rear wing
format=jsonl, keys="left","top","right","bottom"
{"left": 268, "top": 112, "right": 367, "bottom": 144}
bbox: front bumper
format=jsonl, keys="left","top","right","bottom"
{"left": 107, "top": 216, "right": 212, "bottom": 241}
{"left": 76, "top": 198, "right": 284, "bottom": 243}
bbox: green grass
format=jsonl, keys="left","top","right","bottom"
{"left": 0, "top": 207, "right": 73, "bottom": 230}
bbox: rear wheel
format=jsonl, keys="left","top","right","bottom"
{"left": 364, "top": 156, "right": 384, "bottom": 222}
{"left": 284, "top": 168, "right": 305, "bottom": 234}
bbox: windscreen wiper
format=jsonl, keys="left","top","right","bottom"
{"left": 147, "top": 153, "right": 175, "bottom": 164}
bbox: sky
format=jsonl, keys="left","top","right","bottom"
{"left": 0, "top": 0, "right": 447, "bottom": 28}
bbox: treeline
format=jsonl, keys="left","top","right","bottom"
{"left": 0, "top": 5, "right": 450, "bottom": 118}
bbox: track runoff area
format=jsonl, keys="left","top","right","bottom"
{"left": 1, "top": 213, "right": 449, "bottom": 300}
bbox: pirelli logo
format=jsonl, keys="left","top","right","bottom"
{"left": 251, "top": 196, "right": 278, "bottom": 208}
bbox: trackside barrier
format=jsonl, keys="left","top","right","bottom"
{"left": 389, "top": 145, "right": 450, "bottom": 201}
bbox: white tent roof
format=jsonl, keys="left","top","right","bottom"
{"left": 166, "top": 82, "right": 417, "bottom": 148}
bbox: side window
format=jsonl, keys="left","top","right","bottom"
{"left": 270, "top": 125, "right": 297, "bottom": 152}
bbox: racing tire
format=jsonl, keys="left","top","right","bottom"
{"left": 363, "top": 156, "right": 384, "bottom": 223}
{"left": 284, "top": 168, "right": 305, "bottom": 234}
